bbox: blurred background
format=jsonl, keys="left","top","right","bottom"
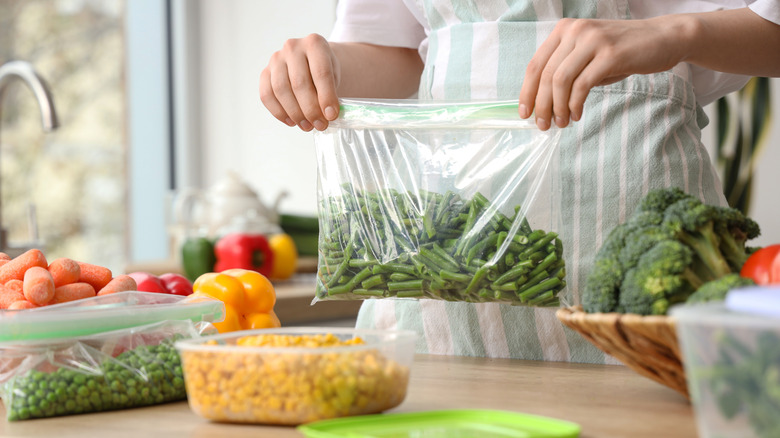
{"left": 0, "top": 0, "right": 777, "bottom": 274}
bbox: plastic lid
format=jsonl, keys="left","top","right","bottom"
{"left": 297, "top": 409, "right": 580, "bottom": 438}
{"left": 0, "top": 291, "right": 225, "bottom": 342}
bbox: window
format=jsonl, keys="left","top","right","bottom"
{"left": 0, "top": 0, "right": 128, "bottom": 271}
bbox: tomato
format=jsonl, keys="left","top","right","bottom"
{"left": 159, "top": 273, "right": 193, "bottom": 296}
{"left": 740, "top": 244, "right": 780, "bottom": 285}
{"left": 128, "top": 272, "right": 167, "bottom": 294}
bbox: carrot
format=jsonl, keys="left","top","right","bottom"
{"left": 96, "top": 275, "right": 138, "bottom": 296}
{"left": 0, "top": 252, "right": 11, "bottom": 261}
{"left": 48, "top": 258, "right": 81, "bottom": 287}
{"left": 0, "top": 284, "right": 25, "bottom": 309}
{"left": 51, "top": 282, "right": 96, "bottom": 305}
{"left": 76, "top": 262, "right": 113, "bottom": 291}
{"left": 0, "top": 249, "right": 47, "bottom": 284}
{"left": 23, "top": 266, "right": 55, "bottom": 306}
{"left": 5, "top": 279, "right": 23, "bottom": 294}
{"left": 8, "top": 300, "right": 37, "bottom": 310}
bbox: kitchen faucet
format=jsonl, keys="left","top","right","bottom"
{"left": 0, "top": 60, "right": 59, "bottom": 256}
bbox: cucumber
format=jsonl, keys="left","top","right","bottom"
{"left": 280, "top": 214, "right": 319, "bottom": 233}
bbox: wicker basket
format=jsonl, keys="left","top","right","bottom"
{"left": 556, "top": 306, "right": 689, "bottom": 399}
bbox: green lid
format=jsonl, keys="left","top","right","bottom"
{"left": 297, "top": 409, "right": 580, "bottom": 438}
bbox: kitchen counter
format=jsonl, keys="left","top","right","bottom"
{"left": 0, "top": 353, "right": 696, "bottom": 438}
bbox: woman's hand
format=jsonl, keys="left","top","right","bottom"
{"left": 260, "top": 34, "right": 341, "bottom": 132}
{"left": 520, "top": 8, "right": 780, "bottom": 131}
{"left": 260, "top": 35, "right": 424, "bottom": 132}
{"left": 518, "top": 17, "right": 684, "bottom": 130}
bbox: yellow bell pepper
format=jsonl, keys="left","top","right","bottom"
{"left": 192, "top": 269, "right": 280, "bottom": 333}
{"left": 268, "top": 233, "right": 298, "bottom": 280}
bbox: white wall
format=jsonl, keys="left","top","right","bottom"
{"left": 197, "top": 0, "right": 337, "bottom": 216}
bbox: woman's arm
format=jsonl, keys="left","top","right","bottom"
{"left": 519, "top": 7, "right": 780, "bottom": 130}
{"left": 260, "top": 34, "right": 423, "bottom": 131}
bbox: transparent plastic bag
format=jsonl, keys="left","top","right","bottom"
{"left": 0, "top": 319, "right": 216, "bottom": 421}
{"left": 314, "top": 99, "right": 565, "bottom": 306}
{"left": 0, "top": 291, "right": 225, "bottom": 342}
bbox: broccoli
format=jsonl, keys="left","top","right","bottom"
{"left": 582, "top": 187, "right": 760, "bottom": 315}
{"left": 686, "top": 273, "right": 756, "bottom": 304}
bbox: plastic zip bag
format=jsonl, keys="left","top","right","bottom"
{"left": 314, "top": 99, "right": 565, "bottom": 306}
{"left": 0, "top": 319, "right": 215, "bottom": 421}
{"left": 0, "top": 291, "right": 225, "bottom": 342}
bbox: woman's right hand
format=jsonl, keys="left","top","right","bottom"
{"left": 260, "top": 33, "right": 341, "bottom": 132}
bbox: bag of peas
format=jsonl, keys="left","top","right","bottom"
{"left": 0, "top": 319, "right": 216, "bottom": 421}
{"left": 313, "top": 99, "right": 566, "bottom": 306}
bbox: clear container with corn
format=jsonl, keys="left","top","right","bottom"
{"left": 174, "top": 327, "right": 416, "bottom": 425}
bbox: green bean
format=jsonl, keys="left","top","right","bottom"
{"left": 353, "top": 289, "right": 385, "bottom": 297}
{"left": 361, "top": 274, "right": 386, "bottom": 289}
{"left": 388, "top": 279, "right": 426, "bottom": 291}
{"left": 518, "top": 278, "right": 562, "bottom": 302}
{"left": 397, "top": 290, "right": 425, "bottom": 298}
{"left": 439, "top": 270, "right": 471, "bottom": 283}
{"left": 389, "top": 272, "right": 415, "bottom": 282}
{"left": 317, "top": 185, "right": 566, "bottom": 305}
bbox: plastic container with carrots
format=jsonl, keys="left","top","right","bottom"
{"left": 175, "top": 327, "right": 416, "bottom": 425}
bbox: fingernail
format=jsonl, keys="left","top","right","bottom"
{"left": 313, "top": 120, "right": 327, "bottom": 131}
{"left": 299, "top": 120, "right": 313, "bottom": 131}
{"left": 324, "top": 106, "right": 338, "bottom": 120}
{"left": 571, "top": 111, "right": 581, "bottom": 122}
{"left": 536, "top": 118, "right": 549, "bottom": 131}
{"left": 284, "top": 117, "right": 295, "bottom": 127}
{"left": 519, "top": 104, "right": 528, "bottom": 118}
{"left": 554, "top": 116, "right": 566, "bottom": 128}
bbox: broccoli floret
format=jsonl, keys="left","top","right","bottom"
{"left": 581, "top": 255, "right": 623, "bottom": 313}
{"left": 582, "top": 187, "right": 761, "bottom": 315}
{"left": 686, "top": 274, "right": 756, "bottom": 304}
{"left": 716, "top": 206, "right": 762, "bottom": 270}
{"left": 619, "top": 240, "right": 700, "bottom": 315}
{"left": 635, "top": 187, "right": 692, "bottom": 215}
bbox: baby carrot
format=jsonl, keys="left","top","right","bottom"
{"left": 96, "top": 275, "right": 137, "bottom": 296}
{"left": 0, "top": 249, "right": 48, "bottom": 284}
{"left": 51, "top": 282, "right": 96, "bottom": 304}
{"left": 76, "top": 262, "right": 113, "bottom": 291}
{"left": 8, "top": 300, "right": 37, "bottom": 310}
{"left": 23, "top": 266, "right": 55, "bottom": 306}
{"left": 0, "top": 285, "right": 25, "bottom": 309}
{"left": 0, "top": 252, "right": 11, "bottom": 261}
{"left": 5, "top": 279, "right": 23, "bottom": 294}
{"left": 48, "top": 258, "right": 81, "bottom": 287}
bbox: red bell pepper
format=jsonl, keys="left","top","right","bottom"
{"left": 214, "top": 233, "right": 275, "bottom": 277}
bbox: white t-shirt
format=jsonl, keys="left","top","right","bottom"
{"left": 330, "top": 0, "right": 780, "bottom": 106}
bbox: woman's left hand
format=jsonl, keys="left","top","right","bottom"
{"left": 518, "top": 16, "right": 685, "bottom": 130}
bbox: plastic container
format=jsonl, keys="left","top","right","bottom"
{"left": 175, "top": 327, "right": 416, "bottom": 425}
{"left": 0, "top": 291, "right": 225, "bottom": 342}
{"left": 298, "top": 409, "right": 581, "bottom": 438}
{"left": 672, "top": 299, "right": 780, "bottom": 438}
{"left": 0, "top": 319, "right": 215, "bottom": 421}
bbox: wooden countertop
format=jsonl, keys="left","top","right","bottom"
{"left": 0, "top": 353, "right": 696, "bottom": 438}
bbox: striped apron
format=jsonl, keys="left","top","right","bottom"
{"left": 354, "top": 0, "right": 727, "bottom": 363}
